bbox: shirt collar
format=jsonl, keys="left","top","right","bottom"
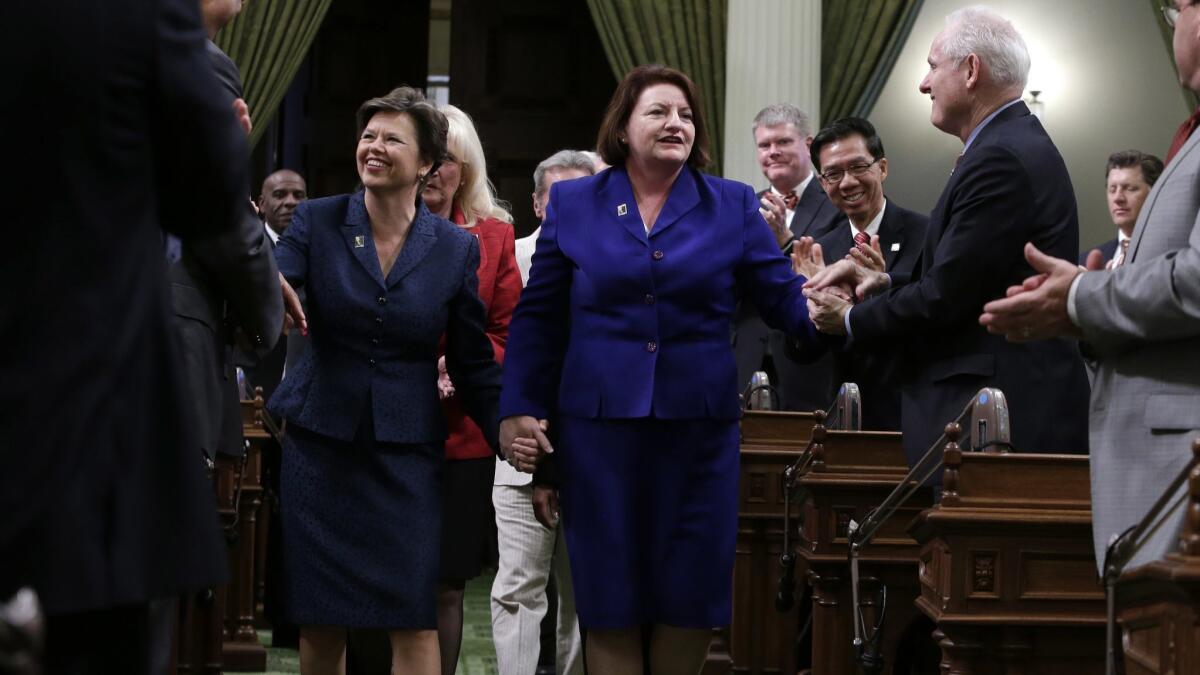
{"left": 962, "top": 98, "right": 1023, "bottom": 155}
{"left": 1117, "top": 229, "right": 1131, "bottom": 244}
{"left": 770, "top": 172, "right": 815, "bottom": 212}
{"left": 265, "top": 222, "right": 280, "bottom": 244}
{"left": 849, "top": 199, "right": 887, "bottom": 239}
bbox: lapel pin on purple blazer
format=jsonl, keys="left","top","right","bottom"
{"left": 617, "top": 203, "right": 628, "bottom": 216}
{"left": 354, "top": 235, "right": 365, "bottom": 248}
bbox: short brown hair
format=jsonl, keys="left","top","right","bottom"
{"left": 595, "top": 65, "right": 711, "bottom": 170}
{"left": 1105, "top": 150, "right": 1164, "bottom": 187}
{"left": 356, "top": 86, "right": 449, "bottom": 171}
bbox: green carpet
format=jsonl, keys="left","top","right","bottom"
{"left": 240, "top": 573, "right": 498, "bottom": 675}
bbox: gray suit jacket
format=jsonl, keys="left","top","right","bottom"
{"left": 1076, "top": 127, "right": 1200, "bottom": 570}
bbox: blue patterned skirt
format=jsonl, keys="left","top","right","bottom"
{"left": 280, "top": 414, "right": 443, "bottom": 629}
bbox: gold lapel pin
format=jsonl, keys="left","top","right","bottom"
{"left": 354, "top": 235, "right": 365, "bottom": 248}
{"left": 617, "top": 203, "right": 628, "bottom": 216}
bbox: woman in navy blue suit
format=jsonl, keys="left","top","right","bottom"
{"left": 270, "top": 87, "right": 502, "bottom": 675}
{"left": 498, "top": 66, "right": 823, "bottom": 673}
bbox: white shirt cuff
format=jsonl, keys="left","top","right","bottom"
{"left": 1066, "top": 273, "right": 1083, "bottom": 326}
{"left": 844, "top": 305, "right": 854, "bottom": 339}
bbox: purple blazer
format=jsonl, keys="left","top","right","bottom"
{"left": 499, "top": 165, "right": 819, "bottom": 421}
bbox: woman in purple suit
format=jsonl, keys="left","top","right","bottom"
{"left": 498, "top": 65, "right": 822, "bottom": 673}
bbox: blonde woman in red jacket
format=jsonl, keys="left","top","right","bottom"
{"left": 424, "top": 103, "right": 521, "bottom": 674}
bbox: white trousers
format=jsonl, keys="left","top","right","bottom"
{"left": 490, "top": 484, "right": 583, "bottom": 675}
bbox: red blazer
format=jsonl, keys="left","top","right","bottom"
{"left": 442, "top": 210, "right": 520, "bottom": 460}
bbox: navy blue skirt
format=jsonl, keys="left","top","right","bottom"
{"left": 556, "top": 416, "right": 740, "bottom": 629}
{"left": 280, "top": 419, "right": 443, "bottom": 629}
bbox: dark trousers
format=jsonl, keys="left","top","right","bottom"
{"left": 44, "top": 604, "right": 150, "bottom": 675}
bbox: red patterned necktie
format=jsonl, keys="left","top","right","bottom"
{"left": 854, "top": 231, "right": 869, "bottom": 248}
{"left": 782, "top": 190, "right": 799, "bottom": 210}
{"left": 1167, "top": 107, "right": 1200, "bottom": 164}
{"left": 1113, "top": 238, "right": 1131, "bottom": 269}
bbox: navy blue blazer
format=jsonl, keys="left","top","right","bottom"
{"left": 270, "top": 192, "right": 501, "bottom": 447}
{"left": 499, "top": 166, "right": 820, "bottom": 422}
{"left": 847, "top": 102, "right": 1089, "bottom": 462}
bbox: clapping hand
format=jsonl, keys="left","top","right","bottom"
{"left": 499, "top": 416, "right": 554, "bottom": 473}
{"left": 848, "top": 235, "right": 886, "bottom": 273}
{"left": 791, "top": 236, "right": 825, "bottom": 279}
{"left": 978, "top": 243, "right": 1085, "bottom": 341}
{"left": 759, "top": 192, "right": 793, "bottom": 248}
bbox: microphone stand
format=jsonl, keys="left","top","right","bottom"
{"left": 845, "top": 387, "right": 1009, "bottom": 674}
{"left": 1100, "top": 439, "right": 1200, "bottom": 675}
{"left": 776, "top": 384, "right": 863, "bottom": 613}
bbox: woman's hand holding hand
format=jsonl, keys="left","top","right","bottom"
{"left": 500, "top": 416, "right": 554, "bottom": 473}
{"left": 436, "top": 356, "right": 455, "bottom": 399}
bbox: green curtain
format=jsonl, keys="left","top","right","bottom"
{"left": 1147, "top": 0, "right": 1199, "bottom": 111}
{"left": 586, "top": 0, "right": 728, "bottom": 174}
{"left": 214, "top": 0, "right": 334, "bottom": 149}
{"left": 821, "top": 0, "right": 923, "bottom": 123}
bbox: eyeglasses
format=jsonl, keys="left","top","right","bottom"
{"left": 818, "top": 158, "right": 881, "bottom": 185}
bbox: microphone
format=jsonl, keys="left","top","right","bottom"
{"left": 775, "top": 550, "right": 796, "bottom": 612}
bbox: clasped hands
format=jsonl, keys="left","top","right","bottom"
{"left": 499, "top": 415, "right": 554, "bottom": 474}
{"left": 794, "top": 235, "right": 889, "bottom": 335}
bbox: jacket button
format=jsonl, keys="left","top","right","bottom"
{"left": 646, "top": 341, "right": 657, "bottom": 353}
{"left": 644, "top": 294, "right": 655, "bottom": 304}
{"left": 652, "top": 250, "right": 664, "bottom": 260}
{"left": 372, "top": 337, "right": 380, "bottom": 345}
{"left": 377, "top": 296, "right": 387, "bottom": 305}
{"left": 375, "top": 316, "right": 383, "bottom": 324}
{"left": 368, "top": 358, "right": 377, "bottom": 366}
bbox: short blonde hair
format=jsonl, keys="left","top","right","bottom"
{"left": 441, "top": 104, "right": 512, "bottom": 224}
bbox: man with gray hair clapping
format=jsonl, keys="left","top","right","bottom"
{"left": 805, "top": 5, "right": 1090, "bottom": 468}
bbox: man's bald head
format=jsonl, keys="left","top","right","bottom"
{"left": 259, "top": 169, "right": 307, "bottom": 236}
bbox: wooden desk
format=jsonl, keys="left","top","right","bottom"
{"left": 1116, "top": 440, "right": 1200, "bottom": 675}
{"left": 799, "top": 425, "right": 927, "bottom": 675}
{"left": 713, "top": 411, "right": 815, "bottom": 675}
{"left": 218, "top": 394, "right": 270, "bottom": 671}
{"left": 912, "top": 446, "right": 1104, "bottom": 674}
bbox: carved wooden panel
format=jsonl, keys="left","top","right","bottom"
{"left": 1017, "top": 551, "right": 1105, "bottom": 601}
{"left": 968, "top": 550, "right": 999, "bottom": 599}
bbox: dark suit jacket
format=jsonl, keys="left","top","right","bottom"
{"left": 847, "top": 102, "right": 1090, "bottom": 466}
{"left": 206, "top": 39, "right": 243, "bottom": 100}
{"left": 237, "top": 231, "right": 290, "bottom": 405}
{"left": 1078, "top": 236, "right": 1118, "bottom": 266}
{"left": 500, "top": 166, "right": 820, "bottom": 422}
{"left": 733, "top": 178, "right": 846, "bottom": 410}
{"left": 0, "top": 0, "right": 250, "bottom": 614}
{"left": 811, "top": 201, "right": 927, "bottom": 430}
{"left": 168, "top": 41, "right": 283, "bottom": 459}
{"left": 270, "top": 193, "right": 501, "bottom": 448}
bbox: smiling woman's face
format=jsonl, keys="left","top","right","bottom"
{"left": 623, "top": 83, "right": 695, "bottom": 169}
